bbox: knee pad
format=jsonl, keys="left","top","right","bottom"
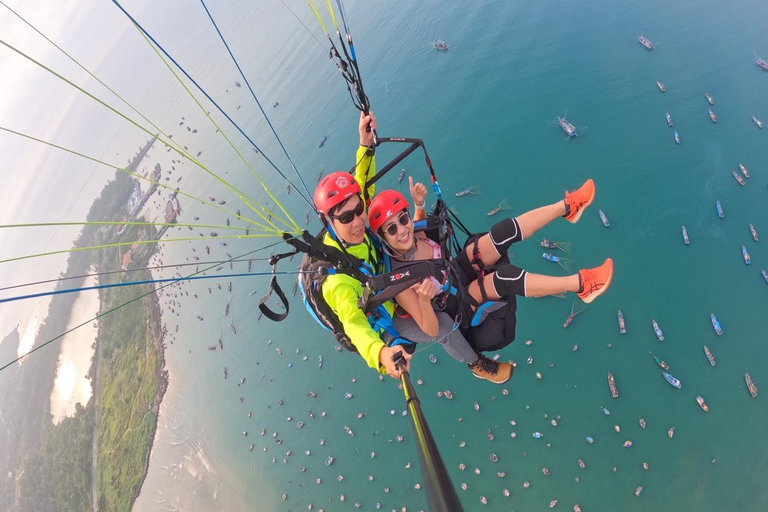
{"left": 491, "top": 264, "right": 527, "bottom": 297}
{"left": 489, "top": 218, "right": 523, "bottom": 256}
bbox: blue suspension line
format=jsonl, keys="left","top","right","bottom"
{"left": 198, "top": 0, "right": 313, "bottom": 202}
{"left": 110, "top": 0, "right": 315, "bottom": 210}
{"left": 0, "top": 270, "right": 313, "bottom": 305}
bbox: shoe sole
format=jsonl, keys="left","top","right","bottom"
{"left": 472, "top": 371, "right": 512, "bottom": 385}
{"left": 566, "top": 180, "right": 595, "bottom": 224}
{"left": 579, "top": 259, "right": 614, "bottom": 304}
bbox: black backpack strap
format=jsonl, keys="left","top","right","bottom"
{"left": 258, "top": 275, "right": 290, "bottom": 321}
{"left": 363, "top": 260, "right": 445, "bottom": 313}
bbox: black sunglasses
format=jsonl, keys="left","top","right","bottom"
{"left": 382, "top": 211, "right": 411, "bottom": 236}
{"left": 329, "top": 200, "right": 365, "bottom": 224}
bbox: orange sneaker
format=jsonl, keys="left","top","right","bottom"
{"left": 563, "top": 179, "right": 595, "bottom": 224}
{"left": 577, "top": 258, "right": 614, "bottom": 304}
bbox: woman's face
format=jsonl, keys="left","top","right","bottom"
{"left": 380, "top": 209, "right": 414, "bottom": 255}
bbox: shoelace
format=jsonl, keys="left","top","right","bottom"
{"left": 478, "top": 357, "right": 498, "bottom": 374}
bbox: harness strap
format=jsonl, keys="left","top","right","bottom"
{"left": 258, "top": 275, "right": 290, "bottom": 321}
{"left": 368, "top": 305, "right": 415, "bottom": 354}
{"left": 363, "top": 260, "right": 445, "bottom": 314}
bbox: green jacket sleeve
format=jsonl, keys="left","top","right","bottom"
{"left": 355, "top": 145, "right": 376, "bottom": 203}
{"left": 324, "top": 279, "right": 387, "bottom": 374}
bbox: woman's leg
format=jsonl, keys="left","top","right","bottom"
{"left": 467, "top": 257, "right": 613, "bottom": 304}
{"left": 392, "top": 311, "right": 479, "bottom": 364}
{"left": 466, "top": 179, "right": 596, "bottom": 268}
{"left": 467, "top": 266, "right": 579, "bottom": 303}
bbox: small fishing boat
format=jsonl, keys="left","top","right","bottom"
{"left": 682, "top": 225, "right": 690, "bottom": 245}
{"left": 638, "top": 34, "right": 654, "bottom": 50}
{"left": 532, "top": 432, "right": 543, "bottom": 439}
{"left": 599, "top": 209, "right": 610, "bottom": 227}
{"left": 325, "top": 456, "right": 334, "bottom": 466}
{"left": 487, "top": 199, "right": 511, "bottom": 216}
{"left": 429, "top": 354, "right": 438, "bottom": 364}
{"left": 652, "top": 319, "right": 664, "bottom": 341}
{"left": 623, "top": 440, "right": 633, "bottom": 448}
{"left": 563, "top": 301, "right": 584, "bottom": 328}
{"left": 704, "top": 345, "right": 716, "bottom": 366}
{"left": 639, "top": 418, "right": 646, "bottom": 429}
{"left": 742, "top": 245, "right": 751, "bottom": 265}
{"left": 710, "top": 313, "right": 722, "bottom": 336}
{"left": 762, "top": 270, "right": 768, "bottom": 284}
{"left": 674, "top": 130, "right": 680, "bottom": 144}
{"left": 696, "top": 395, "right": 709, "bottom": 412}
{"left": 318, "top": 135, "right": 328, "bottom": 148}
{"left": 344, "top": 392, "right": 353, "bottom": 399}
{"left": 344, "top": 425, "right": 354, "bottom": 437}
{"left": 578, "top": 459, "right": 586, "bottom": 469}
{"left": 668, "top": 427, "right": 675, "bottom": 438}
{"left": 732, "top": 170, "right": 745, "bottom": 186}
{"left": 705, "top": 92, "right": 714, "bottom": 105}
{"left": 745, "top": 373, "right": 757, "bottom": 397}
{"left": 653, "top": 354, "right": 669, "bottom": 371}
{"left": 752, "top": 115, "right": 764, "bottom": 129}
{"left": 397, "top": 168, "right": 406, "bottom": 183}
{"left": 434, "top": 40, "right": 450, "bottom": 51}
{"left": 663, "top": 372, "right": 681, "bottom": 389}
{"left": 540, "top": 238, "right": 571, "bottom": 253}
{"left": 318, "top": 355, "right": 323, "bottom": 369}
{"left": 708, "top": 109, "right": 717, "bottom": 123}
{"left": 455, "top": 184, "right": 480, "bottom": 197}
{"left": 608, "top": 372, "right": 618, "bottom": 398}
{"left": 558, "top": 116, "right": 578, "bottom": 138}
{"left": 665, "top": 111, "right": 673, "bottom": 127}
{"left": 543, "top": 252, "right": 568, "bottom": 270}
{"left": 757, "top": 57, "right": 768, "bottom": 71}
{"left": 656, "top": 80, "right": 666, "bottom": 92}
{"left": 618, "top": 310, "right": 626, "bottom": 334}
{"left": 716, "top": 200, "right": 724, "bottom": 218}
{"left": 739, "top": 162, "right": 750, "bottom": 178}
{"left": 635, "top": 486, "right": 643, "bottom": 498}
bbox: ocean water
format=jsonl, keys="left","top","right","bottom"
{"left": 129, "top": 0, "right": 768, "bottom": 510}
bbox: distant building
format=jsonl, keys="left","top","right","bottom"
{"left": 114, "top": 216, "right": 127, "bottom": 236}
{"left": 126, "top": 181, "right": 142, "bottom": 216}
{"left": 121, "top": 250, "right": 132, "bottom": 270}
{"left": 165, "top": 200, "right": 177, "bottom": 224}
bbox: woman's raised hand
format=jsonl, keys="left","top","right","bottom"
{"left": 409, "top": 176, "right": 427, "bottom": 206}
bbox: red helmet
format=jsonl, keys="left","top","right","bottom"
{"left": 368, "top": 190, "right": 410, "bottom": 233}
{"left": 313, "top": 171, "right": 362, "bottom": 215}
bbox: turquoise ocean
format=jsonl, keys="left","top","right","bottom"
{"left": 125, "top": 0, "right": 768, "bottom": 510}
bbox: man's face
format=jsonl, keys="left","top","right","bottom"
{"left": 331, "top": 195, "right": 366, "bottom": 245}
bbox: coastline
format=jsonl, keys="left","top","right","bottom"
{"left": 131, "top": 272, "right": 169, "bottom": 507}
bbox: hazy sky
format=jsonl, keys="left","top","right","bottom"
{"left": 0, "top": 0, "right": 352, "bottom": 341}
{"left": 0, "top": 0, "right": 160, "bottom": 336}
